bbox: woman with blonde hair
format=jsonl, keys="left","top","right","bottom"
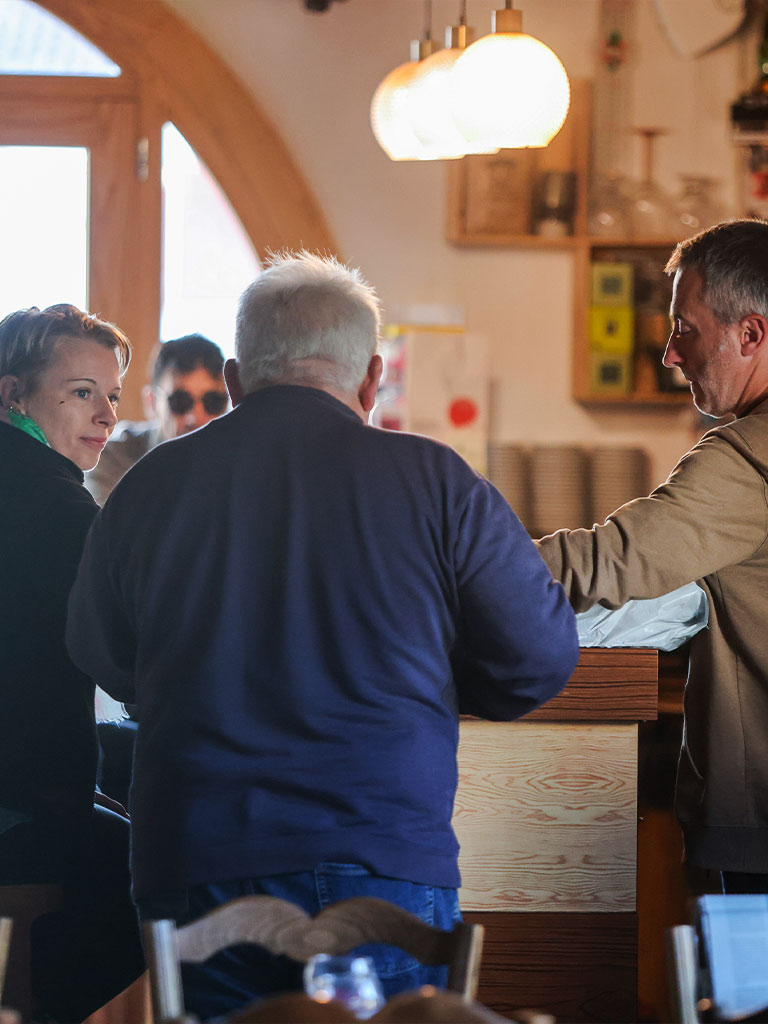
{"left": 0, "top": 304, "right": 143, "bottom": 1021}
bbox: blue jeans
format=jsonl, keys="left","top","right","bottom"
{"left": 136, "top": 863, "right": 461, "bottom": 1022}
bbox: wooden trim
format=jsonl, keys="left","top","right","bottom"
{"left": 0, "top": 75, "right": 138, "bottom": 101}
{"left": 36, "top": 0, "right": 337, "bottom": 258}
{"left": 464, "top": 910, "right": 637, "bottom": 1023}
{"left": 524, "top": 647, "right": 658, "bottom": 722}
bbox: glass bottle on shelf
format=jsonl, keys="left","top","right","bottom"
{"left": 533, "top": 171, "right": 577, "bottom": 237}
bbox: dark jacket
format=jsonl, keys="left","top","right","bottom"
{"left": 67, "top": 386, "right": 579, "bottom": 897}
{"left": 0, "top": 423, "right": 99, "bottom": 821}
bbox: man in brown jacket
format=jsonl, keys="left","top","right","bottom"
{"left": 537, "top": 219, "right": 768, "bottom": 893}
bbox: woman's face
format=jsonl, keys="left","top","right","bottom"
{"left": 20, "top": 337, "right": 122, "bottom": 470}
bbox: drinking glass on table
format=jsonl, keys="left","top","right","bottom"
{"left": 304, "top": 954, "right": 385, "bottom": 1020}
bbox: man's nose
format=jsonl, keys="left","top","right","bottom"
{"left": 189, "top": 400, "right": 208, "bottom": 427}
{"left": 662, "top": 333, "right": 681, "bottom": 369}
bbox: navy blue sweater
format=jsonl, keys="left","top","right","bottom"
{"left": 67, "top": 387, "right": 578, "bottom": 897}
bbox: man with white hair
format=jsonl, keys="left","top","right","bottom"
{"left": 67, "top": 251, "right": 578, "bottom": 1019}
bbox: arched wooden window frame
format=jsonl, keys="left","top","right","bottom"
{"left": 4, "top": 0, "right": 336, "bottom": 415}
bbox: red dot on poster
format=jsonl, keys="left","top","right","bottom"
{"left": 448, "top": 397, "right": 478, "bottom": 427}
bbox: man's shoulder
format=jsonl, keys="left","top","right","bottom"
{"left": 700, "top": 405, "right": 768, "bottom": 462}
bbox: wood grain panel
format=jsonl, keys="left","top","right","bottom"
{"left": 464, "top": 911, "right": 637, "bottom": 1023}
{"left": 455, "top": 722, "right": 637, "bottom": 912}
{"left": 524, "top": 647, "right": 658, "bottom": 721}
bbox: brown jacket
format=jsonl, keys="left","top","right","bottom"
{"left": 537, "top": 397, "right": 768, "bottom": 871}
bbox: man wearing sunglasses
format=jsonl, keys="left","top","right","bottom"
{"left": 86, "top": 334, "right": 228, "bottom": 505}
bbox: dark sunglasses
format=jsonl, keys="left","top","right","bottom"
{"left": 165, "top": 389, "right": 228, "bottom": 416}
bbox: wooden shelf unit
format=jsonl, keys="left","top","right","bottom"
{"left": 572, "top": 238, "right": 691, "bottom": 407}
{"left": 446, "top": 80, "right": 692, "bottom": 408}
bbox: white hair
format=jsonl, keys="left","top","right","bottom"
{"left": 235, "top": 251, "right": 381, "bottom": 394}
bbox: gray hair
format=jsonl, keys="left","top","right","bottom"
{"left": 665, "top": 219, "right": 768, "bottom": 324}
{"left": 0, "top": 303, "right": 131, "bottom": 399}
{"left": 235, "top": 251, "right": 381, "bottom": 394}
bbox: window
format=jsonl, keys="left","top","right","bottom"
{"left": 0, "top": 145, "right": 88, "bottom": 311}
{"left": 0, "top": 0, "right": 120, "bottom": 76}
{"left": 161, "top": 123, "right": 261, "bottom": 358}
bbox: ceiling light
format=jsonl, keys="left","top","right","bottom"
{"left": 370, "top": 2, "right": 442, "bottom": 161}
{"left": 451, "top": 1, "right": 570, "bottom": 150}
{"left": 407, "top": 13, "right": 499, "bottom": 159}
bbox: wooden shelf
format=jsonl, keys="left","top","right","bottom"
{"left": 575, "top": 389, "right": 691, "bottom": 408}
{"left": 445, "top": 76, "right": 691, "bottom": 408}
{"left": 448, "top": 233, "right": 582, "bottom": 249}
{"left": 573, "top": 239, "right": 684, "bottom": 407}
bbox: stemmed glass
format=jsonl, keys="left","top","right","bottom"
{"left": 304, "top": 954, "right": 385, "bottom": 1020}
{"left": 630, "top": 127, "right": 675, "bottom": 239}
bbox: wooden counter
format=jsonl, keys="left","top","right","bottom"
{"left": 454, "top": 648, "right": 658, "bottom": 1022}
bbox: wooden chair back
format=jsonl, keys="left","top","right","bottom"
{"left": 144, "top": 895, "right": 484, "bottom": 1023}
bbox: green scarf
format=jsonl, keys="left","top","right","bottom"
{"left": 7, "top": 406, "right": 49, "bottom": 447}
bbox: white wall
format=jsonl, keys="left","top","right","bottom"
{"left": 163, "top": 0, "right": 753, "bottom": 487}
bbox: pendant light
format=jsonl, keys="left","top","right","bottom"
{"left": 407, "top": 2, "right": 499, "bottom": 158}
{"left": 370, "top": 2, "right": 439, "bottom": 161}
{"left": 451, "top": 1, "right": 570, "bottom": 150}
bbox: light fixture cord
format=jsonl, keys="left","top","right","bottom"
{"left": 459, "top": 0, "right": 467, "bottom": 26}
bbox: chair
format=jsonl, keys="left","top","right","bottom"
{"left": 0, "top": 884, "right": 62, "bottom": 1021}
{"left": 144, "top": 895, "right": 484, "bottom": 1023}
{"left": 667, "top": 925, "right": 701, "bottom": 1024}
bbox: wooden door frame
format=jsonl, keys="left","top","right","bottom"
{"left": 0, "top": 78, "right": 160, "bottom": 417}
{"left": 35, "top": 0, "right": 336, "bottom": 259}
{"left": 2, "top": 2, "right": 336, "bottom": 414}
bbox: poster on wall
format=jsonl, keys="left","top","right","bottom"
{"left": 373, "top": 326, "right": 489, "bottom": 475}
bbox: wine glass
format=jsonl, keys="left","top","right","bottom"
{"left": 304, "top": 954, "right": 385, "bottom": 1020}
{"left": 676, "top": 175, "right": 721, "bottom": 234}
{"left": 630, "top": 127, "right": 674, "bottom": 239}
{"left": 588, "top": 173, "right": 630, "bottom": 238}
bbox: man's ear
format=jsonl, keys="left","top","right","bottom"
{"left": 141, "top": 384, "right": 157, "bottom": 420}
{"left": 740, "top": 314, "right": 768, "bottom": 356}
{"left": 224, "top": 358, "right": 244, "bottom": 407}
{"left": 358, "top": 354, "right": 383, "bottom": 416}
{"left": 0, "top": 375, "right": 22, "bottom": 411}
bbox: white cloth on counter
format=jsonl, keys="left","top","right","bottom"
{"left": 576, "top": 582, "right": 709, "bottom": 650}
{"left": 95, "top": 686, "right": 128, "bottom": 723}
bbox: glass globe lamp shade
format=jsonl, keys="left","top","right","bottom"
{"left": 451, "top": 29, "right": 570, "bottom": 149}
{"left": 370, "top": 59, "right": 434, "bottom": 161}
{"left": 408, "top": 47, "right": 499, "bottom": 158}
